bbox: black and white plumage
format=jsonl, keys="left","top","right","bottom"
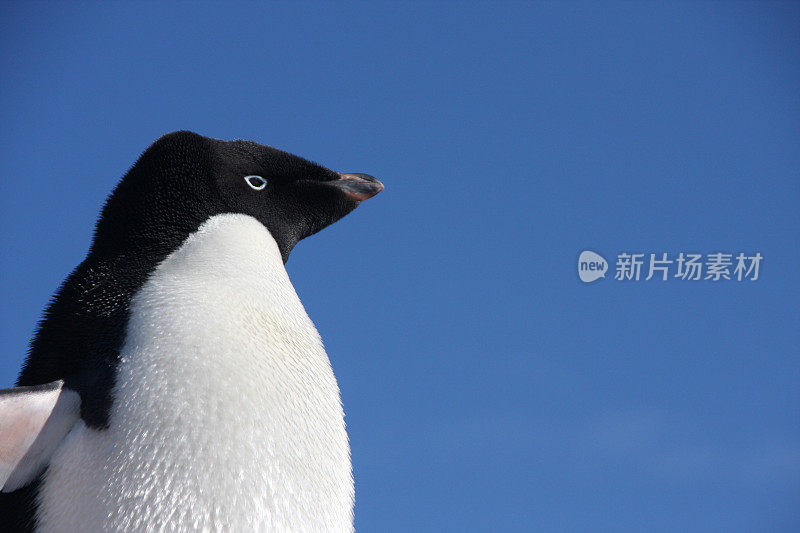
{"left": 0, "top": 131, "right": 383, "bottom": 531}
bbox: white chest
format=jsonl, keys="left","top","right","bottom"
{"left": 35, "top": 214, "right": 353, "bottom": 532}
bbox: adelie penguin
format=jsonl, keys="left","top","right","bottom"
{"left": 0, "top": 131, "right": 384, "bottom": 532}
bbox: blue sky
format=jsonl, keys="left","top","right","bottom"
{"left": 1, "top": 2, "right": 798, "bottom": 531}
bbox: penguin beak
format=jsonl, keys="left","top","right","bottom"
{"left": 327, "top": 173, "right": 384, "bottom": 201}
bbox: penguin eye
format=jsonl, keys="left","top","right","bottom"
{"left": 244, "top": 175, "right": 267, "bottom": 191}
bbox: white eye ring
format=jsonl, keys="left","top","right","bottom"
{"left": 244, "top": 175, "right": 267, "bottom": 190}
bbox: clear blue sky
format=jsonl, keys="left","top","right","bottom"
{"left": 1, "top": 2, "right": 798, "bottom": 531}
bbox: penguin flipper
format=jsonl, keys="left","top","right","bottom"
{"left": 0, "top": 379, "right": 80, "bottom": 492}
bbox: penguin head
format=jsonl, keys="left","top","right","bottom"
{"left": 92, "top": 131, "right": 383, "bottom": 262}
{"left": 209, "top": 134, "right": 384, "bottom": 262}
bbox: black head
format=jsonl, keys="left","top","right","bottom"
{"left": 91, "top": 131, "right": 383, "bottom": 262}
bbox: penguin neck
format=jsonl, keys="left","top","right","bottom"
{"left": 38, "top": 213, "right": 354, "bottom": 531}
{"left": 91, "top": 161, "right": 223, "bottom": 258}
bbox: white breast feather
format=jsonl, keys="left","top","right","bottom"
{"left": 35, "top": 214, "right": 353, "bottom": 532}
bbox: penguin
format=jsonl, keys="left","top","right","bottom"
{"left": 0, "top": 131, "right": 383, "bottom": 532}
